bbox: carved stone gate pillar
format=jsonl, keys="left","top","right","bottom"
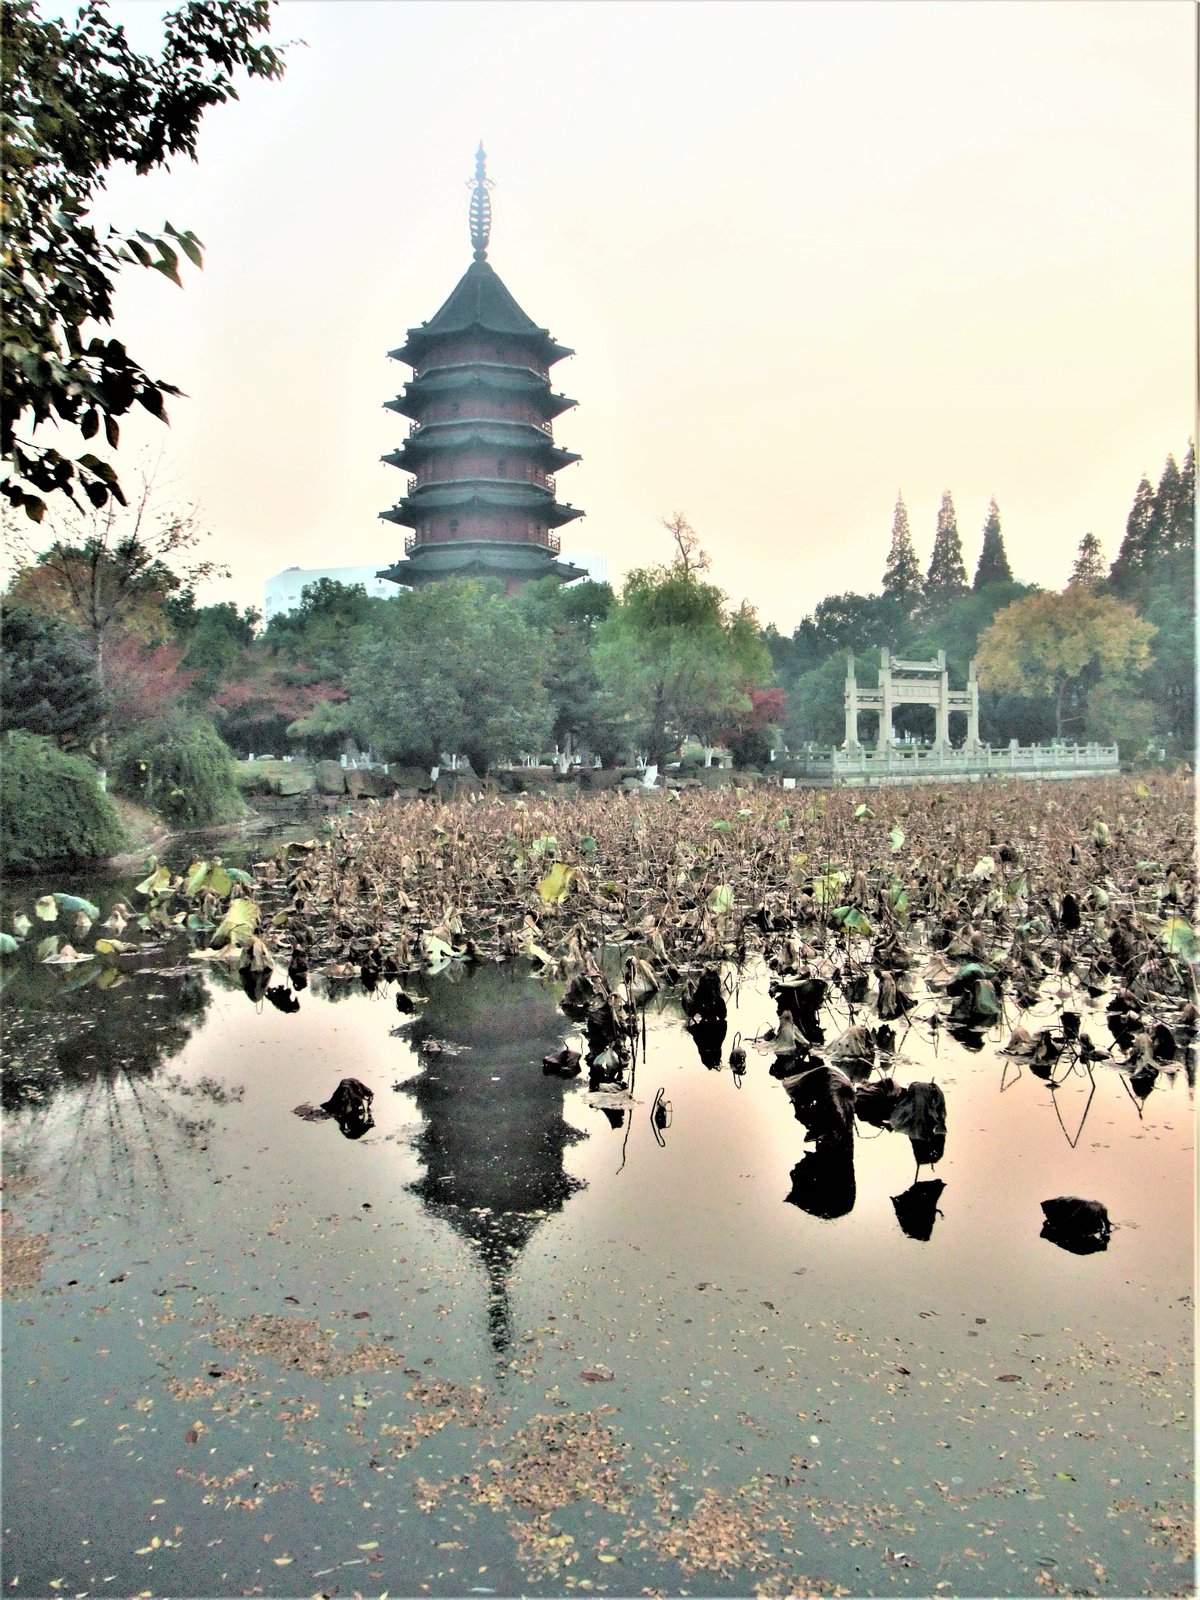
{"left": 935, "top": 649, "right": 950, "bottom": 747}
{"left": 843, "top": 654, "right": 860, "bottom": 749}
{"left": 967, "top": 659, "right": 980, "bottom": 748}
{"left": 877, "top": 647, "right": 893, "bottom": 751}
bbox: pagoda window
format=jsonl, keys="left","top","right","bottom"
{"left": 451, "top": 401, "right": 460, "bottom": 415}
{"left": 497, "top": 459, "right": 507, "bottom": 477}
{"left": 449, "top": 518, "right": 460, "bottom": 535}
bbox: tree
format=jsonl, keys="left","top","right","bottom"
{"left": 103, "top": 635, "right": 196, "bottom": 733}
{"left": 173, "top": 598, "right": 260, "bottom": 697}
{"left": 1068, "top": 532, "right": 1105, "bottom": 591}
{"left": 347, "top": 581, "right": 552, "bottom": 774}
{"left": 973, "top": 498, "right": 1013, "bottom": 589}
{"left": 784, "top": 654, "right": 856, "bottom": 748}
{"left": 1108, "top": 473, "right": 1156, "bottom": 601}
{"left": 0, "top": 602, "right": 107, "bottom": 746}
{"left": 1, "top": 730, "right": 127, "bottom": 869}
{"left": 594, "top": 555, "right": 770, "bottom": 767}
{"left": 976, "top": 590, "right": 1155, "bottom": 740}
{"left": 791, "top": 590, "right": 912, "bottom": 671}
{"left": 1139, "top": 587, "right": 1195, "bottom": 749}
{"left": 924, "top": 491, "right": 968, "bottom": 604}
{"left": 881, "top": 493, "right": 922, "bottom": 607}
{"left": 212, "top": 659, "right": 342, "bottom": 756}
{"left": 511, "top": 576, "right": 619, "bottom": 765}
{"left": 263, "top": 577, "right": 385, "bottom": 683}
{"left": 726, "top": 685, "right": 786, "bottom": 766}
{"left": 1, "top": 0, "right": 287, "bottom": 521}
{"left": 109, "top": 712, "right": 240, "bottom": 825}
{"left": 662, "top": 512, "right": 710, "bottom": 575}
{"left": 3, "top": 468, "right": 220, "bottom": 697}
{"left": 1145, "top": 447, "right": 1194, "bottom": 594}
{"left": 285, "top": 698, "right": 363, "bottom": 760}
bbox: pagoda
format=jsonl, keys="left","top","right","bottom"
{"left": 378, "top": 147, "right": 586, "bottom": 591}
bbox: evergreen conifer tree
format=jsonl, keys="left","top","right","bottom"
{"left": 925, "top": 491, "right": 968, "bottom": 602}
{"left": 881, "top": 492, "right": 923, "bottom": 606}
{"left": 1108, "top": 474, "right": 1155, "bottom": 599}
{"left": 1068, "top": 532, "right": 1105, "bottom": 591}
{"left": 1146, "top": 455, "right": 1182, "bottom": 559}
{"left": 973, "top": 498, "right": 1013, "bottom": 589}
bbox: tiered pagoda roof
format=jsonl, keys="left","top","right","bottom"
{"left": 377, "top": 147, "right": 586, "bottom": 591}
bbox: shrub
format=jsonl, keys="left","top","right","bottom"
{"left": 110, "top": 715, "right": 243, "bottom": 827}
{"left": 0, "top": 731, "right": 128, "bottom": 871}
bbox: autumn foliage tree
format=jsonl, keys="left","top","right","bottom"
{"left": 976, "top": 590, "right": 1155, "bottom": 741}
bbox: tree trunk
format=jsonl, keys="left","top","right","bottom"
{"left": 648, "top": 684, "right": 668, "bottom": 768}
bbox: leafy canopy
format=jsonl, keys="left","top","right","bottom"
{"left": 595, "top": 535, "right": 771, "bottom": 764}
{"left": 1, "top": 0, "right": 287, "bottom": 521}
{"left": 348, "top": 580, "right": 552, "bottom": 774}
{"left": 976, "top": 589, "right": 1155, "bottom": 738}
{"left": 0, "top": 601, "right": 107, "bottom": 746}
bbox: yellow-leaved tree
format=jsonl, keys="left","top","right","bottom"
{"left": 976, "top": 590, "right": 1155, "bottom": 741}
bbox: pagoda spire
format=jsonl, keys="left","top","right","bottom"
{"left": 468, "top": 142, "right": 492, "bottom": 261}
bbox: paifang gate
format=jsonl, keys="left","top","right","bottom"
{"left": 844, "top": 648, "right": 980, "bottom": 750}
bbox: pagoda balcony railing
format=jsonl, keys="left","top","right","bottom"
{"left": 405, "top": 469, "right": 557, "bottom": 493}
{"left": 404, "top": 529, "right": 562, "bottom": 555}
{"left": 410, "top": 359, "right": 549, "bottom": 381}
{"left": 405, "top": 416, "right": 554, "bottom": 437}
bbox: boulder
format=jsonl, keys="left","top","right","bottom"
{"left": 271, "top": 768, "right": 316, "bottom": 796}
{"left": 315, "top": 760, "right": 347, "bottom": 795}
{"left": 346, "top": 766, "right": 392, "bottom": 798}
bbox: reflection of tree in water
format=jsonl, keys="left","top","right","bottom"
{"left": 395, "top": 966, "right": 586, "bottom": 1360}
{"left": 2, "top": 960, "right": 210, "bottom": 1110}
{"left": 2, "top": 960, "right": 214, "bottom": 1210}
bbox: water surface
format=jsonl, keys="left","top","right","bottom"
{"left": 1, "top": 858, "right": 1194, "bottom": 1598}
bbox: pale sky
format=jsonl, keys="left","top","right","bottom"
{"left": 40, "top": 1, "right": 1200, "bottom": 628}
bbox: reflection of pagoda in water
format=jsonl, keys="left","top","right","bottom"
{"left": 394, "top": 968, "right": 585, "bottom": 1358}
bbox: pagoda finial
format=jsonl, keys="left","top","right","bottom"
{"left": 468, "top": 142, "right": 493, "bottom": 262}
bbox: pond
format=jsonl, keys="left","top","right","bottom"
{"left": 1, "top": 832, "right": 1194, "bottom": 1599}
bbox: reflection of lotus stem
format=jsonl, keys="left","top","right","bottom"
{"left": 651, "top": 1086, "right": 672, "bottom": 1145}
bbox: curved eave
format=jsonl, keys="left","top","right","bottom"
{"left": 392, "top": 329, "right": 572, "bottom": 369}
{"left": 380, "top": 485, "right": 585, "bottom": 530}
{"left": 383, "top": 426, "right": 580, "bottom": 472}
{"left": 379, "top": 545, "right": 588, "bottom": 588}
{"left": 384, "top": 368, "right": 577, "bottom": 420}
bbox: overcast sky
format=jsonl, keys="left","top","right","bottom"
{"left": 48, "top": 1, "right": 1199, "bottom": 627}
